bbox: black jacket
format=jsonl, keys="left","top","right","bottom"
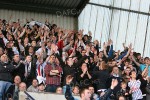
{"left": 116, "top": 89, "right": 130, "bottom": 100}
{"left": 92, "top": 69, "right": 110, "bottom": 90}
{"left": 100, "top": 88, "right": 114, "bottom": 100}
{"left": 77, "top": 70, "right": 92, "bottom": 88}
{"left": 65, "top": 84, "right": 114, "bottom": 100}
{"left": 0, "top": 61, "right": 14, "bottom": 82}
{"left": 12, "top": 61, "right": 25, "bottom": 81}
{"left": 137, "top": 74, "right": 147, "bottom": 95}
{"left": 65, "top": 85, "right": 75, "bottom": 100}
{"left": 0, "top": 38, "right": 5, "bottom": 49}
{"left": 24, "top": 62, "right": 36, "bottom": 81}
{"left": 106, "top": 75, "right": 123, "bottom": 95}
{"left": 6, "top": 48, "right": 14, "bottom": 60}
{"left": 55, "top": 54, "right": 85, "bottom": 86}
{"left": 5, "top": 84, "right": 19, "bottom": 100}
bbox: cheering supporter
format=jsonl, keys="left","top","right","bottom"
{"left": 44, "top": 54, "right": 62, "bottom": 92}
{"left": 88, "top": 85, "right": 98, "bottom": 100}
{"left": 12, "top": 82, "right": 27, "bottom": 100}
{"left": 65, "top": 75, "right": 118, "bottom": 100}
{"left": 128, "top": 70, "right": 143, "bottom": 100}
{"left": 92, "top": 61, "right": 110, "bottom": 91}
{"left": 106, "top": 66, "right": 123, "bottom": 99}
{"left": 72, "top": 85, "right": 80, "bottom": 95}
{"left": 0, "top": 18, "right": 150, "bottom": 100}
{"left": 24, "top": 55, "right": 36, "bottom": 87}
{"left": 116, "top": 81, "right": 130, "bottom": 100}
{"left": 11, "top": 54, "right": 25, "bottom": 81}
{"left": 38, "top": 81, "right": 46, "bottom": 92}
{"left": 5, "top": 75, "right": 21, "bottom": 100}
{"left": 56, "top": 86, "right": 63, "bottom": 94}
{"left": 55, "top": 52, "right": 81, "bottom": 93}
{"left": 132, "top": 56, "right": 150, "bottom": 77}
{"left": 121, "top": 67, "right": 131, "bottom": 83}
{"left": 36, "top": 56, "right": 46, "bottom": 84}
{"left": 0, "top": 54, "right": 15, "bottom": 100}
{"left": 77, "top": 62, "right": 92, "bottom": 89}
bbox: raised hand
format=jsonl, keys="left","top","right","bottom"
{"left": 110, "top": 79, "right": 118, "bottom": 89}
{"left": 45, "top": 18, "right": 48, "bottom": 23}
{"left": 129, "top": 43, "right": 132, "bottom": 50}
{"left": 81, "top": 29, "right": 84, "bottom": 33}
{"left": 107, "top": 39, "right": 112, "bottom": 45}
{"left": 122, "top": 43, "right": 126, "bottom": 48}
{"left": 66, "top": 75, "right": 74, "bottom": 85}
{"left": 69, "top": 40, "right": 74, "bottom": 45}
{"left": 51, "top": 43, "right": 58, "bottom": 53}
{"left": 88, "top": 31, "right": 92, "bottom": 36}
{"left": 63, "top": 29, "right": 67, "bottom": 34}
{"left": 103, "top": 42, "right": 107, "bottom": 49}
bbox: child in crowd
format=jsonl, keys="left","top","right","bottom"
{"left": 56, "top": 86, "right": 63, "bottom": 94}
{"left": 128, "top": 71, "right": 143, "bottom": 100}
{"left": 72, "top": 85, "right": 79, "bottom": 95}
{"left": 116, "top": 81, "right": 130, "bottom": 100}
{"left": 38, "top": 82, "right": 45, "bottom": 92}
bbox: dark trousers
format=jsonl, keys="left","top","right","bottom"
{"left": 45, "top": 84, "right": 59, "bottom": 93}
{"left": 142, "top": 96, "right": 146, "bottom": 100}
{"left": 24, "top": 79, "right": 32, "bottom": 88}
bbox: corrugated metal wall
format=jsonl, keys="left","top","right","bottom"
{"left": 0, "top": 9, "right": 78, "bottom": 30}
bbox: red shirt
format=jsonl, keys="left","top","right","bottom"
{"left": 44, "top": 63, "right": 62, "bottom": 85}
{"left": 57, "top": 40, "right": 64, "bottom": 50}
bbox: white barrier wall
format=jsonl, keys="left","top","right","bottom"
{"left": 19, "top": 92, "right": 80, "bottom": 100}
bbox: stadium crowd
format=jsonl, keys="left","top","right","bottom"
{"left": 0, "top": 18, "right": 150, "bottom": 100}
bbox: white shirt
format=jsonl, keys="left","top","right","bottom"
{"left": 128, "top": 80, "right": 143, "bottom": 100}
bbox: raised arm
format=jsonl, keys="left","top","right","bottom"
{"left": 61, "top": 30, "right": 70, "bottom": 41}
{"left": 19, "top": 26, "right": 26, "bottom": 38}
{"left": 65, "top": 75, "right": 75, "bottom": 100}
{"left": 124, "top": 43, "right": 132, "bottom": 58}
{"left": 100, "top": 79, "right": 118, "bottom": 100}
{"left": 131, "top": 56, "right": 140, "bottom": 67}
{"left": 107, "top": 39, "right": 114, "bottom": 58}
{"left": 141, "top": 65, "right": 148, "bottom": 77}
{"left": 55, "top": 53, "right": 65, "bottom": 69}
{"left": 122, "top": 43, "right": 127, "bottom": 50}
{"left": 103, "top": 42, "right": 108, "bottom": 58}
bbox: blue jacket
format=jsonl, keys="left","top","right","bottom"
{"left": 65, "top": 85, "right": 113, "bottom": 100}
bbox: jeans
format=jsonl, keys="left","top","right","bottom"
{"left": 63, "top": 85, "right": 72, "bottom": 94}
{"left": 45, "top": 84, "right": 58, "bottom": 93}
{"left": 0, "top": 81, "right": 12, "bottom": 100}
{"left": 63, "top": 86, "right": 66, "bottom": 94}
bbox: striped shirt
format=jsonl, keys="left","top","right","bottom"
{"left": 128, "top": 80, "right": 143, "bottom": 100}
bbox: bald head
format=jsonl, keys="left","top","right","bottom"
{"left": 19, "top": 82, "right": 26, "bottom": 91}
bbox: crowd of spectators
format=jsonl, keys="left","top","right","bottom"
{"left": 0, "top": 18, "right": 150, "bottom": 100}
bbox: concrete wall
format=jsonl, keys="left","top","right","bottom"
{"left": 19, "top": 92, "right": 80, "bottom": 100}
